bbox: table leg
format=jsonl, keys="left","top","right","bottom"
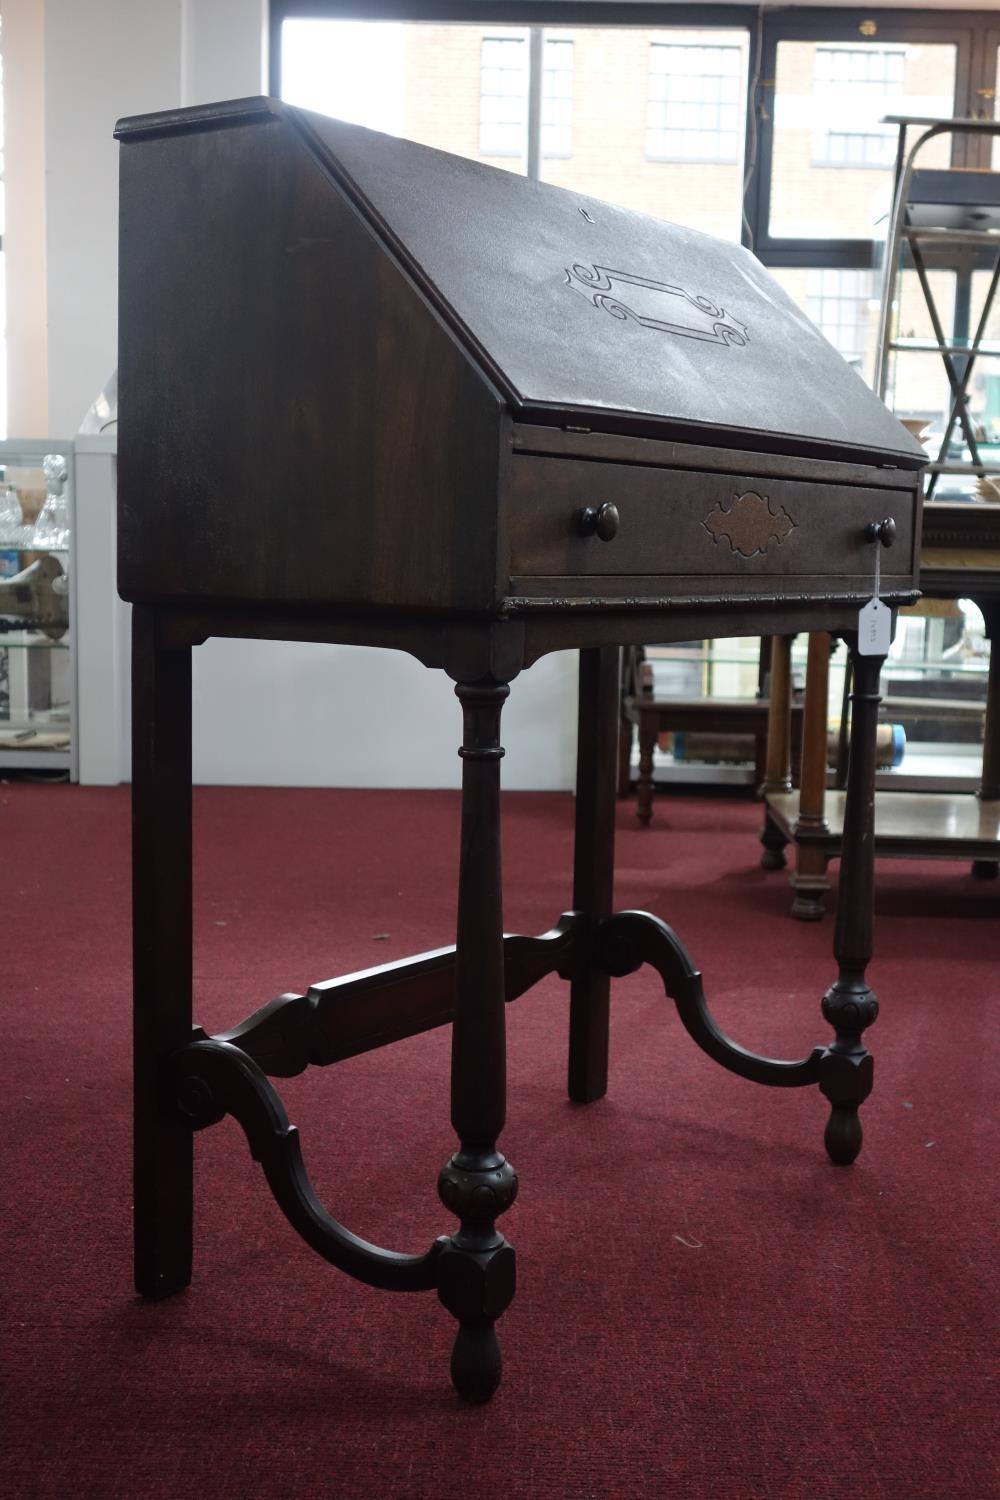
{"left": 819, "top": 644, "right": 884, "bottom": 1166}
{"left": 791, "top": 632, "right": 831, "bottom": 920}
{"left": 132, "top": 606, "right": 194, "bottom": 1298}
{"left": 436, "top": 678, "right": 517, "bottom": 1404}
{"left": 569, "top": 647, "right": 618, "bottom": 1104}
{"left": 760, "top": 634, "right": 793, "bottom": 868}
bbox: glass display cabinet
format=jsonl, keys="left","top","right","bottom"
{"left": 0, "top": 439, "right": 76, "bottom": 777}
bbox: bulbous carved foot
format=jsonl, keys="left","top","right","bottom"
{"left": 450, "top": 1311, "right": 503, "bottom": 1404}
{"left": 819, "top": 981, "right": 878, "bottom": 1165}
{"left": 437, "top": 1154, "right": 517, "bottom": 1403}
{"left": 820, "top": 1050, "right": 874, "bottom": 1164}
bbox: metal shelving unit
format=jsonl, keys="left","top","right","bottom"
{"left": 875, "top": 115, "right": 1000, "bottom": 498}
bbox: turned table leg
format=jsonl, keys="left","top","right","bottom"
{"left": 437, "top": 678, "right": 517, "bottom": 1403}
{"left": 568, "top": 647, "right": 618, "bottom": 1103}
{"left": 791, "top": 632, "right": 832, "bottom": 921}
{"left": 132, "top": 606, "right": 194, "bottom": 1299}
{"left": 819, "top": 643, "right": 884, "bottom": 1165}
{"left": 760, "top": 634, "right": 794, "bottom": 868}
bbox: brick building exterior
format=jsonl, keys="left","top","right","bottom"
{"left": 284, "top": 19, "right": 1000, "bottom": 431}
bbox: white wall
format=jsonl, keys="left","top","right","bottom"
{"left": 181, "top": 0, "right": 268, "bottom": 107}
{"left": 191, "top": 639, "right": 579, "bottom": 790}
{"left": 43, "top": 0, "right": 184, "bottom": 437}
{"left": 2, "top": 0, "right": 48, "bottom": 435}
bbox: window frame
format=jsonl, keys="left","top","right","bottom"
{"left": 746, "top": 9, "right": 983, "bottom": 271}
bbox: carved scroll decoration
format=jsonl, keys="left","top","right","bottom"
{"left": 596, "top": 909, "right": 823, "bottom": 1088}
{"left": 170, "top": 1038, "right": 446, "bottom": 1292}
{"left": 565, "top": 263, "right": 749, "bottom": 347}
{"left": 163, "top": 918, "right": 584, "bottom": 1296}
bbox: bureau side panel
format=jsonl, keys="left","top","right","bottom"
{"left": 118, "top": 117, "right": 502, "bottom": 613}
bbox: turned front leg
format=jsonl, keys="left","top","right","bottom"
{"left": 568, "top": 647, "right": 618, "bottom": 1103}
{"left": 437, "top": 679, "right": 517, "bottom": 1404}
{"left": 819, "top": 643, "right": 884, "bottom": 1165}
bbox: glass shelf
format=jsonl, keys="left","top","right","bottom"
{"left": 891, "top": 338, "right": 1000, "bottom": 356}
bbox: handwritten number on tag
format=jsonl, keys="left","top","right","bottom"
{"left": 859, "top": 526, "right": 891, "bottom": 656}
{"left": 858, "top": 597, "right": 891, "bottom": 655}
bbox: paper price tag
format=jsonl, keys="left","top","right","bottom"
{"left": 858, "top": 597, "right": 891, "bottom": 655}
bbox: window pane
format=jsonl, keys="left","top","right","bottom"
{"left": 769, "top": 40, "right": 956, "bottom": 239}
{"left": 648, "top": 40, "right": 744, "bottom": 162}
{"left": 282, "top": 19, "right": 750, "bottom": 237}
{"left": 280, "top": 19, "right": 529, "bottom": 175}
{"left": 970, "top": 269, "right": 1000, "bottom": 462}
{"left": 539, "top": 26, "right": 749, "bottom": 242}
{"left": 768, "top": 265, "right": 955, "bottom": 399}
{"left": 541, "top": 36, "right": 574, "bottom": 159}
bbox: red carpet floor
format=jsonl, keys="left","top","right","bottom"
{"left": 2, "top": 783, "right": 998, "bottom": 1499}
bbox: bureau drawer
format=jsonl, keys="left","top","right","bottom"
{"left": 506, "top": 454, "right": 918, "bottom": 599}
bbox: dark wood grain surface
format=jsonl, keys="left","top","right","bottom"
{"left": 285, "top": 104, "right": 925, "bottom": 467}
{"left": 117, "top": 111, "right": 504, "bottom": 615}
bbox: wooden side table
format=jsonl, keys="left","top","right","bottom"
{"left": 624, "top": 689, "right": 804, "bottom": 823}
{"left": 764, "top": 505, "right": 1000, "bottom": 917}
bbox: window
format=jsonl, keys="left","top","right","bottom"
{"left": 646, "top": 43, "right": 742, "bottom": 163}
{"left": 767, "top": 38, "right": 956, "bottom": 241}
{"left": 542, "top": 38, "right": 573, "bottom": 159}
{"left": 480, "top": 34, "right": 528, "bottom": 158}
{"left": 480, "top": 34, "right": 574, "bottom": 160}
{"left": 805, "top": 269, "right": 877, "bottom": 369}
{"left": 813, "top": 47, "right": 905, "bottom": 168}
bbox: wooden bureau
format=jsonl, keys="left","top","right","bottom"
{"left": 116, "top": 96, "right": 925, "bottom": 1404}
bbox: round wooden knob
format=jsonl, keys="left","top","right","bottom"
{"left": 866, "top": 517, "right": 896, "bottom": 547}
{"left": 579, "top": 502, "right": 620, "bottom": 541}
